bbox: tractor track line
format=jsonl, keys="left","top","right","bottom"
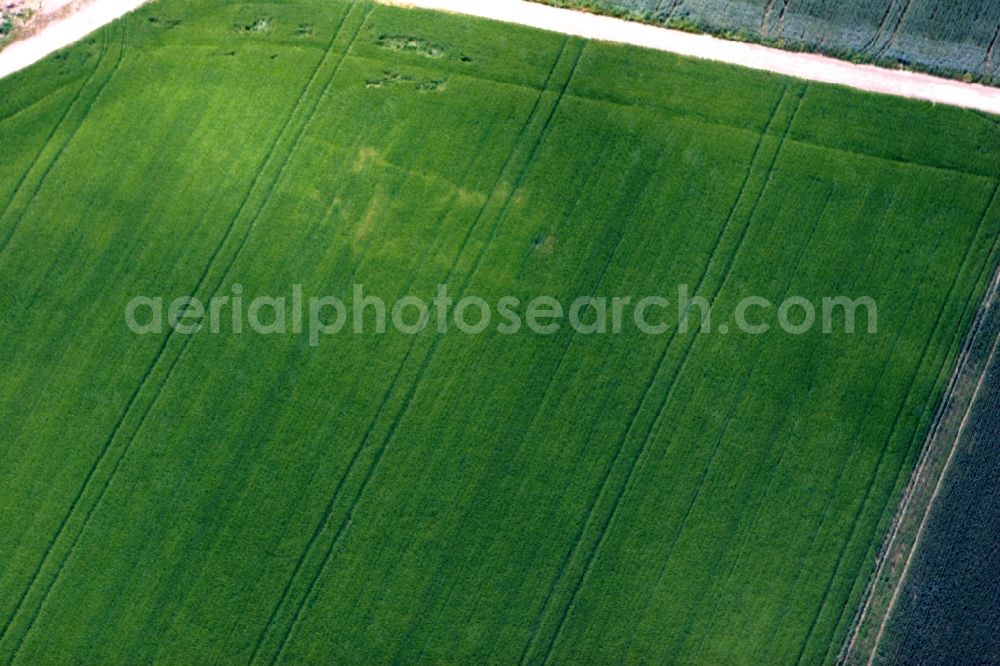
{"left": 251, "top": 39, "right": 582, "bottom": 665}
{"left": 402, "top": 144, "right": 620, "bottom": 658}
{"left": 0, "top": 8, "right": 356, "bottom": 659}
{"left": 644, "top": 184, "right": 831, "bottom": 660}
{"left": 0, "top": 21, "right": 125, "bottom": 260}
{"left": 685, "top": 189, "right": 894, "bottom": 662}
{"left": 0, "top": 28, "right": 107, "bottom": 223}
{"left": 519, "top": 84, "right": 792, "bottom": 665}
{"left": 270, "top": 41, "right": 586, "bottom": 666}
{"left": 522, "top": 83, "right": 801, "bottom": 666}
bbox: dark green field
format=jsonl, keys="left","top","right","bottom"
{"left": 537, "top": 0, "right": 1000, "bottom": 85}
{"left": 873, "top": 322, "right": 1000, "bottom": 665}
{"left": 1, "top": 0, "right": 999, "bottom": 662}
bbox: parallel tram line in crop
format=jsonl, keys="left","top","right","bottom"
{"left": 0, "top": 6, "right": 365, "bottom": 660}
{"left": 234, "top": 144, "right": 447, "bottom": 655}
{"left": 424, "top": 139, "right": 656, "bottom": 665}
{"left": 789, "top": 179, "right": 1000, "bottom": 664}
{"left": 985, "top": 25, "right": 1000, "bottom": 78}
{"left": 866, "top": 278, "right": 1000, "bottom": 665}
{"left": 506, "top": 144, "right": 670, "bottom": 664}
{"left": 775, "top": 0, "right": 792, "bottom": 32}
{"left": 244, "top": 40, "right": 579, "bottom": 663}
{"left": 2, "top": 1, "right": 999, "bottom": 660}
{"left": 754, "top": 198, "right": 941, "bottom": 662}
{"left": 760, "top": 0, "right": 779, "bottom": 35}
{"left": 266, "top": 43, "right": 586, "bottom": 664}
{"left": 251, "top": 38, "right": 586, "bottom": 665}
{"left": 680, "top": 190, "right": 900, "bottom": 663}
{"left": 243, "top": 72, "right": 503, "bottom": 664}
{"left": 395, "top": 141, "right": 616, "bottom": 661}
{"left": 519, "top": 82, "right": 795, "bottom": 666}
{"left": 860, "top": 0, "right": 898, "bottom": 52}
{"left": 876, "top": 0, "right": 914, "bottom": 58}
{"left": 0, "top": 21, "right": 126, "bottom": 260}
{"left": 0, "top": 21, "right": 128, "bottom": 654}
{"left": 0, "top": 30, "right": 107, "bottom": 224}
{"left": 785, "top": 220, "right": 958, "bottom": 662}
{"left": 545, "top": 88, "right": 806, "bottom": 661}
{"left": 650, "top": 184, "right": 834, "bottom": 661}
{"left": 519, "top": 82, "right": 803, "bottom": 666}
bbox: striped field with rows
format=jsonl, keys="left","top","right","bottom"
{"left": 1, "top": 0, "right": 999, "bottom": 662}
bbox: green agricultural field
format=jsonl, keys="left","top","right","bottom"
{"left": 0, "top": 0, "right": 998, "bottom": 662}
{"left": 537, "top": 0, "right": 1000, "bottom": 85}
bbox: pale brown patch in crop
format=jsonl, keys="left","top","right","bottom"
{"left": 533, "top": 233, "right": 557, "bottom": 254}
{"left": 353, "top": 146, "right": 386, "bottom": 172}
{"left": 355, "top": 189, "right": 386, "bottom": 242}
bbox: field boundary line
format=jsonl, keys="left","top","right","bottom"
{"left": 821, "top": 183, "right": 1000, "bottom": 664}
{"left": 3, "top": 0, "right": 1000, "bottom": 113}
{"left": 377, "top": 0, "right": 1000, "bottom": 115}
{"left": 0, "top": 20, "right": 125, "bottom": 259}
{"left": 792, "top": 226, "right": 977, "bottom": 662}
{"left": 0, "top": 7, "right": 359, "bottom": 659}
{"left": 750, "top": 195, "right": 905, "bottom": 660}
{"left": 840, "top": 183, "right": 1000, "bottom": 665}
{"left": 0, "top": 0, "right": 150, "bottom": 79}
{"left": 792, "top": 181, "right": 1000, "bottom": 664}
{"left": 827, "top": 182, "right": 1000, "bottom": 663}
{"left": 866, "top": 302, "right": 1000, "bottom": 664}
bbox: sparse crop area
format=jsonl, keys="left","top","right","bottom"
{"left": 0, "top": 0, "right": 998, "bottom": 663}
{"left": 535, "top": 0, "right": 1000, "bottom": 86}
{"left": 0, "top": 2, "right": 36, "bottom": 47}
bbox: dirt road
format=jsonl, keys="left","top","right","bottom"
{"left": 0, "top": 0, "right": 151, "bottom": 79}
{"left": 3, "top": 0, "right": 1000, "bottom": 115}
{"left": 380, "top": 0, "right": 1000, "bottom": 116}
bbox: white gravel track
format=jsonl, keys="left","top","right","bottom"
{"left": 381, "top": 0, "right": 1000, "bottom": 116}
{"left": 0, "top": 0, "right": 151, "bottom": 79}
{"left": 2, "top": 0, "right": 1000, "bottom": 116}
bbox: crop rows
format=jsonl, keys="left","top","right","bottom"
{"left": 0, "top": 0, "right": 998, "bottom": 662}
